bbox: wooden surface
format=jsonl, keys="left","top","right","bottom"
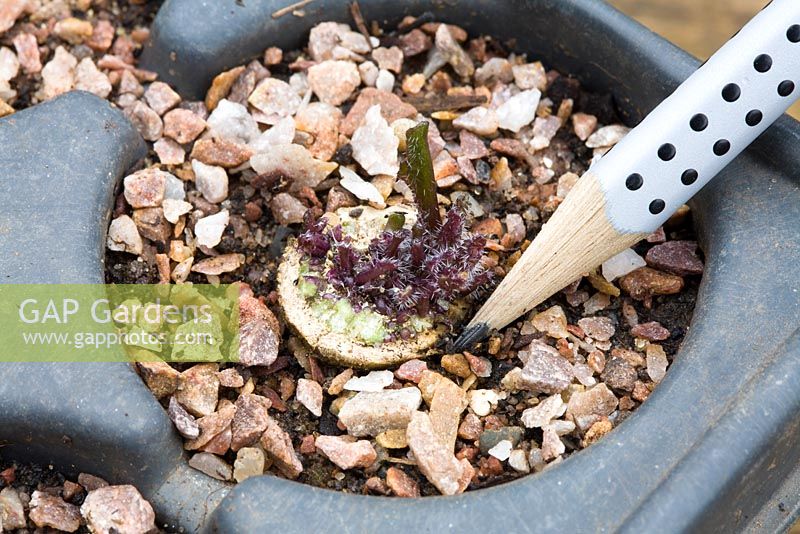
{"left": 608, "top": 0, "right": 800, "bottom": 117}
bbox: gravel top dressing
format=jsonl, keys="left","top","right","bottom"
{"left": 1, "top": 0, "right": 704, "bottom": 525}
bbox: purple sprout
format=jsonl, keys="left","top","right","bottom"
{"left": 295, "top": 123, "right": 493, "bottom": 326}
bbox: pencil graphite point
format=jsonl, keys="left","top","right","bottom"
{"left": 452, "top": 322, "right": 489, "bottom": 352}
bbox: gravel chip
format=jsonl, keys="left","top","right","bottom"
{"left": 144, "top": 81, "right": 181, "bottom": 115}
{"left": 251, "top": 144, "right": 338, "bottom": 192}
{"left": 339, "top": 166, "right": 386, "bottom": 206}
{"left": 315, "top": 435, "right": 377, "bottom": 470}
{"left": 195, "top": 210, "right": 229, "bottom": 248}
{"left": 520, "top": 394, "right": 567, "bottom": 428}
{"left": 351, "top": 104, "right": 400, "bottom": 176}
{"left": 163, "top": 108, "right": 207, "bottom": 143}
{"left": 645, "top": 240, "right": 704, "bottom": 276}
{"left": 207, "top": 98, "right": 260, "bottom": 144}
{"left": 80, "top": 485, "right": 156, "bottom": 534}
{"left": 496, "top": 89, "right": 541, "bottom": 133}
{"left": 29, "top": 491, "right": 81, "bottom": 532}
{"left": 233, "top": 447, "right": 266, "bottom": 482}
{"left": 260, "top": 416, "right": 303, "bottom": 479}
{"left": 192, "top": 160, "right": 229, "bottom": 203}
{"left": 308, "top": 60, "right": 361, "bottom": 106}
{"left": 188, "top": 452, "right": 232, "bottom": 481}
{"left": 646, "top": 344, "right": 669, "bottom": 383}
{"left": 107, "top": 215, "right": 143, "bottom": 255}
{"left": 602, "top": 248, "right": 647, "bottom": 282}
{"left": 296, "top": 378, "right": 323, "bottom": 417}
{"left": 75, "top": 58, "right": 111, "bottom": 98}
{"left": 167, "top": 396, "right": 200, "bottom": 439}
{"left": 338, "top": 387, "right": 422, "bottom": 437}
{"left": 38, "top": 46, "right": 76, "bottom": 100}
{"left": 406, "top": 411, "right": 473, "bottom": 495}
{"left": 586, "top": 124, "right": 629, "bottom": 148}
{"left": 249, "top": 77, "right": 302, "bottom": 120}
{"left": 344, "top": 370, "right": 394, "bottom": 392}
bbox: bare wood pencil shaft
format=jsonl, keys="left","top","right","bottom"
{"left": 469, "top": 172, "right": 645, "bottom": 331}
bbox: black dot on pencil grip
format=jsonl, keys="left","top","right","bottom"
{"left": 713, "top": 139, "right": 731, "bottom": 156}
{"left": 746, "top": 110, "right": 763, "bottom": 127}
{"left": 778, "top": 80, "right": 795, "bottom": 97}
{"left": 753, "top": 54, "right": 772, "bottom": 73}
{"left": 787, "top": 24, "right": 800, "bottom": 43}
{"left": 722, "top": 83, "right": 741, "bottom": 102}
{"left": 649, "top": 199, "right": 665, "bottom": 215}
{"left": 658, "top": 143, "right": 676, "bottom": 161}
{"left": 690, "top": 114, "right": 708, "bottom": 131}
{"left": 626, "top": 173, "right": 643, "bottom": 191}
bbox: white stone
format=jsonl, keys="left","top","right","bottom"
{"left": 250, "top": 144, "right": 338, "bottom": 192}
{"left": 358, "top": 61, "right": 379, "bottom": 87}
{"left": 452, "top": 106, "right": 499, "bottom": 136}
{"left": 602, "top": 248, "right": 646, "bottom": 282}
{"left": 192, "top": 160, "right": 229, "bottom": 203}
{"left": 249, "top": 116, "right": 295, "bottom": 153}
{"left": 646, "top": 345, "right": 669, "bottom": 383}
{"left": 74, "top": 58, "right": 111, "bottom": 98}
{"left": 339, "top": 166, "right": 385, "bottom": 207}
{"left": 488, "top": 439, "right": 513, "bottom": 461}
{"left": 207, "top": 99, "right": 260, "bottom": 145}
{"left": 107, "top": 215, "right": 143, "bottom": 255}
{"left": 39, "top": 46, "right": 76, "bottom": 100}
{"left": 344, "top": 370, "right": 394, "bottom": 392}
{"left": 512, "top": 62, "right": 547, "bottom": 90}
{"left": 375, "top": 69, "right": 395, "bottom": 92}
{"left": 308, "top": 22, "right": 370, "bottom": 61}
{"left": 468, "top": 389, "right": 503, "bottom": 417}
{"left": 586, "top": 124, "right": 630, "bottom": 148}
{"left": 508, "top": 449, "right": 531, "bottom": 473}
{"left": 351, "top": 104, "right": 399, "bottom": 177}
{"left": 338, "top": 387, "right": 422, "bottom": 437}
{"left": 496, "top": 89, "right": 541, "bottom": 133}
{"left": 233, "top": 447, "right": 266, "bottom": 482}
{"left": 520, "top": 394, "right": 566, "bottom": 428}
{"left": 296, "top": 378, "right": 323, "bottom": 416}
{"left": 0, "top": 47, "right": 20, "bottom": 81}
{"left": 248, "top": 77, "right": 301, "bottom": 120}
{"left": 195, "top": 210, "right": 229, "bottom": 248}
{"left": 162, "top": 199, "right": 193, "bottom": 224}
{"left": 530, "top": 115, "right": 562, "bottom": 150}
{"left": 164, "top": 173, "right": 186, "bottom": 200}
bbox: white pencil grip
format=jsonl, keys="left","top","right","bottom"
{"left": 592, "top": 0, "right": 800, "bottom": 234}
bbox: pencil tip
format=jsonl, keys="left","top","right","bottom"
{"left": 452, "top": 323, "right": 489, "bottom": 352}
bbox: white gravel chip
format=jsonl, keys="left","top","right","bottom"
{"left": 586, "top": 124, "right": 630, "bottom": 148}
{"left": 249, "top": 116, "right": 296, "bottom": 152}
{"left": 296, "top": 378, "right": 323, "bottom": 417}
{"left": 488, "top": 439, "right": 513, "bottom": 461}
{"left": 344, "top": 370, "right": 394, "bottom": 392}
{"left": 375, "top": 69, "right": 395, "bottom": 91}
{"left": 162, "top": 198, "right": 193, "bottom": 224}
{"left": 452, "top": 106, "right": 499, "bottom": 136}
{"left": 195, "top": 210, "right": 229, "bottom": 248}
{"left": 207, "top": 99, "right": 260, "bottom": 144}
{"left": 351, "top": 104, "right": 399, "bottom": 177}
{"left": 339, "top": 167, "right": 385, "bottom": 207}
{"left": 496, "top": 89, "right": 541, "bottom": 133}
{"left": 192, "top": 160, "right": 229, "bottom": 203}
{"left": 107, "top": 215, "right": 142, "bottom": 255}
{"left": 602, "top": 248, "right": 646, "bottom": 282}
